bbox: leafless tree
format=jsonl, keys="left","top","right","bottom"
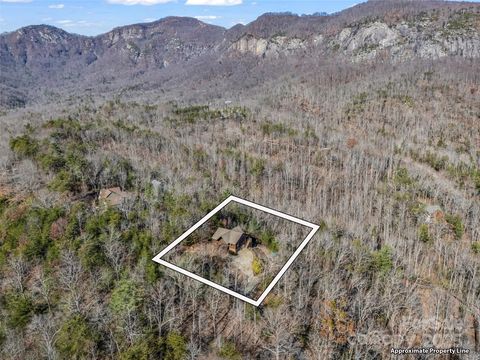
{"left": 31, "top": 314, "right": 59, "bottom": 360}
{"left": 103, "top": 225, "right": 125, "bottom": 279}
{"left": 58, "top": 250, "right": 83, "bottom": 313}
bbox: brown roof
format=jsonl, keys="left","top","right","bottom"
{"left": 212, "top": 226, "right": 244, "bottom": 245}
{"left": 212, "top": 227, "right": 229, "bottom": 240}
{"left": 98, "top": 187, "right": 132, "bottom": 207}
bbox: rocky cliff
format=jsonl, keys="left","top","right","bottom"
{"left": 228, "top": 10, "right": 480, "bottom": 61}
{"left": 1, "top": 0, "right": 479, "bottom": 108}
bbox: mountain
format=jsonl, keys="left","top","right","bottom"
{"left": 1, "top": 1, "right": 480, "bottom": 359}
{"left": 1, "top": 0, "right": 479, "bottom": 108}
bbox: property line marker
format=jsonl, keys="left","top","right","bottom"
{"left": 152, "top": 195, "right": 319, "bottom": 306}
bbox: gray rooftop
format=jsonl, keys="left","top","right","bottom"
{"left": 212, "top": 226, "right": 244, "bottom": 245}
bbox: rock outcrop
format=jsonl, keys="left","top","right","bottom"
{"left": 0, "top": 1, "right": 479, "bottom": 108}
{"left": 229, "top": 34, "right": 312, "bottom": 57}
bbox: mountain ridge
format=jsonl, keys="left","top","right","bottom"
{"left": 1, "top": 0, "right": 479, "bottom": 109}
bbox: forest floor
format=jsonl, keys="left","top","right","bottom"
{"left": 184, "top": 239, "right": 226, "bottom": 258}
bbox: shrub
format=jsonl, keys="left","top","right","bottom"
{"left": 394, "top": 167, "right": 414, "bottom": 187}
{"left": 37, "top": 147, "right": 66, "bottom": 172}
{"left": 0, "top": 204, "right": 27, "bottom": 265}
{"left": 261, "top": 121, "right": 297, "bottom": 137}
{"left": 56, "top": 315, "right": 99, "bottom": 359}
{"left": 110, "top": 279, "right": 143, "bottom": 315}
{"left": 0, "top": 196, "right": 8, "bottom": 216}
{"left": 249, "top": 157, "right": 266, "bottom": 178}
{"left": 264, "top": 294, "right": 283, "bottom": 308}
{"left": 21, "top": 206, "right": 63, "bottom": 261}
{"left": 9, "top": 134, "right": 38, "bottom": 158}
{"left": 259, "top": 229, "right": 279, "bottom": 252}
{"left": 99, "top": 157, "right": 135, "bottom": 190}
{"left": 161, "top": 221, "right": 181, "bottom": 244}
{"left": 370, "top": 246, "right": 393, "bottom": 276}
{"left": 245, "top": 303, "right": 260, "bottom": 321}
{"left": 79, "top": 236, "right": 107, "bottom": 269}
{"left": 49, "top": 169, "right": 82, "bottom": 193}
{"left": 128, "top": 229, "right": 153, "bottom": 261}
{"left": 170, "top": 104, "right": 220, "bottom": 124}
{"left": 43, "top": 118, "right": 82, "bottom": 132}
{"left": 23, "top": 234, "right": 51, "bottom": 260}
{"left": 303, "top": 126, "right": 319, "bottom": 140}
{"left": 399, "top": 95, "right": 414, "bottom": 107}
{"left": 165, "top": 332, "right": 187, "bottom": 360}
{"left": 4, "top": 292, "right": 34, "bottom": 329}
{"left": 418, "top": 224, "right": 432, "bottom": 243}
{"left": 119, "top": 338, "right": 152, "bottom": 360}
{"left": 145, "top": 260, "right": 161, "bottom": 284}
{"left": 318, "top": 219, "right": 328, "bottom": 231}
{"left": 424, "top": 151, "right": 448, "bottom": 171}
{"left": 446, "top": 12, "right": 477, "bottom": 31}
{"left": 409, "top": 202, "right": 426, "bottom": 220}
{"left": 119, "top": 330, "right": 163, "bottom": 360}
{"left": 218, "top": 341, "right": 241, "bottom": 360}
{"left": 252, "top": 257, "right": 263, "bottom": 275}
{"left": 471, "top": 242, "right": 480, "bottom": 254}
{"left": 353, "top": 92, "right": 368, "bottom": 107}
{"left": 85, "top": 208, "right": 121, "bottom": 237}
{"left": 65, "top": 215, "right": 81, "bottom": 243}
{"left": 445, "top": 214, "right": 464, "bottom": 240}
{"left": 473, "top": 169, "right": 480, "bottom": 195}
{"left": 163, "top": 192, "right": 191, "bottom": 220}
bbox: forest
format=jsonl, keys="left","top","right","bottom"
{"left": 160, "top": 199, "right": 312, "bottom": 300}
{"left": 0, "top": 1, "right": 479, "bottom": 359}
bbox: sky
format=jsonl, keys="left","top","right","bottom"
{"left": 0, "top": 0, "right": 368, "bottom": 36}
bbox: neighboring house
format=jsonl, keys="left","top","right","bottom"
{"left": 212, "top": 225, "right": 253, "bottom": 254}
{"left": 98, "top": 187, "right": 132, "bottom": 208}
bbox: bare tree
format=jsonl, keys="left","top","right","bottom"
{"left": 8, "top": 256, "right": 27, "bottom": 293}
{"left": 261, "top": 305, "right": 298, "bottom": 360}
{"left": 103, "top": 225, "right": 125, "bottom": 279}
{"left": 31, "top": 314, "right": 59, "bottom": 360}
{"left": 58, "top": 250, "right": 83, "bottom": 313}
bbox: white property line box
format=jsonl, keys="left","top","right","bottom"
{"left": 152, "top": 195, "right": 319, "bottom": 306}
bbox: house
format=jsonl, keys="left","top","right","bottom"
{"left": 98, "top": 187, "right": 132, "bottom": 208}
{"left": 212, "top": 225, "right": 252, "bottom": 254}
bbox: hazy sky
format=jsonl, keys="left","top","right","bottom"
{"left": 0, "top": 0, "right": 368, "bottom": 35}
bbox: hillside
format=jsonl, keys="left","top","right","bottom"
{"left": 0, "top": 0, "right": 479, "bottom": 359}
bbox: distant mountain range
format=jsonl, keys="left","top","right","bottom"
{"left": 1, "top": 0, "right": 479, "bottom": 108}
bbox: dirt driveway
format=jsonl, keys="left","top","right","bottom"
{"left": 231, "top": 248, "right": 254, "bottom": 278}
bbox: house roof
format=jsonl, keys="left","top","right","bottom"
{"left": 98, "top": 187, "right": 132, "bottom": 206}
{"left": 212, "top": 226, "right": 244, "bottom": 245}
{"left": 212, "top": 227, "right": 229, "bottom": 240}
